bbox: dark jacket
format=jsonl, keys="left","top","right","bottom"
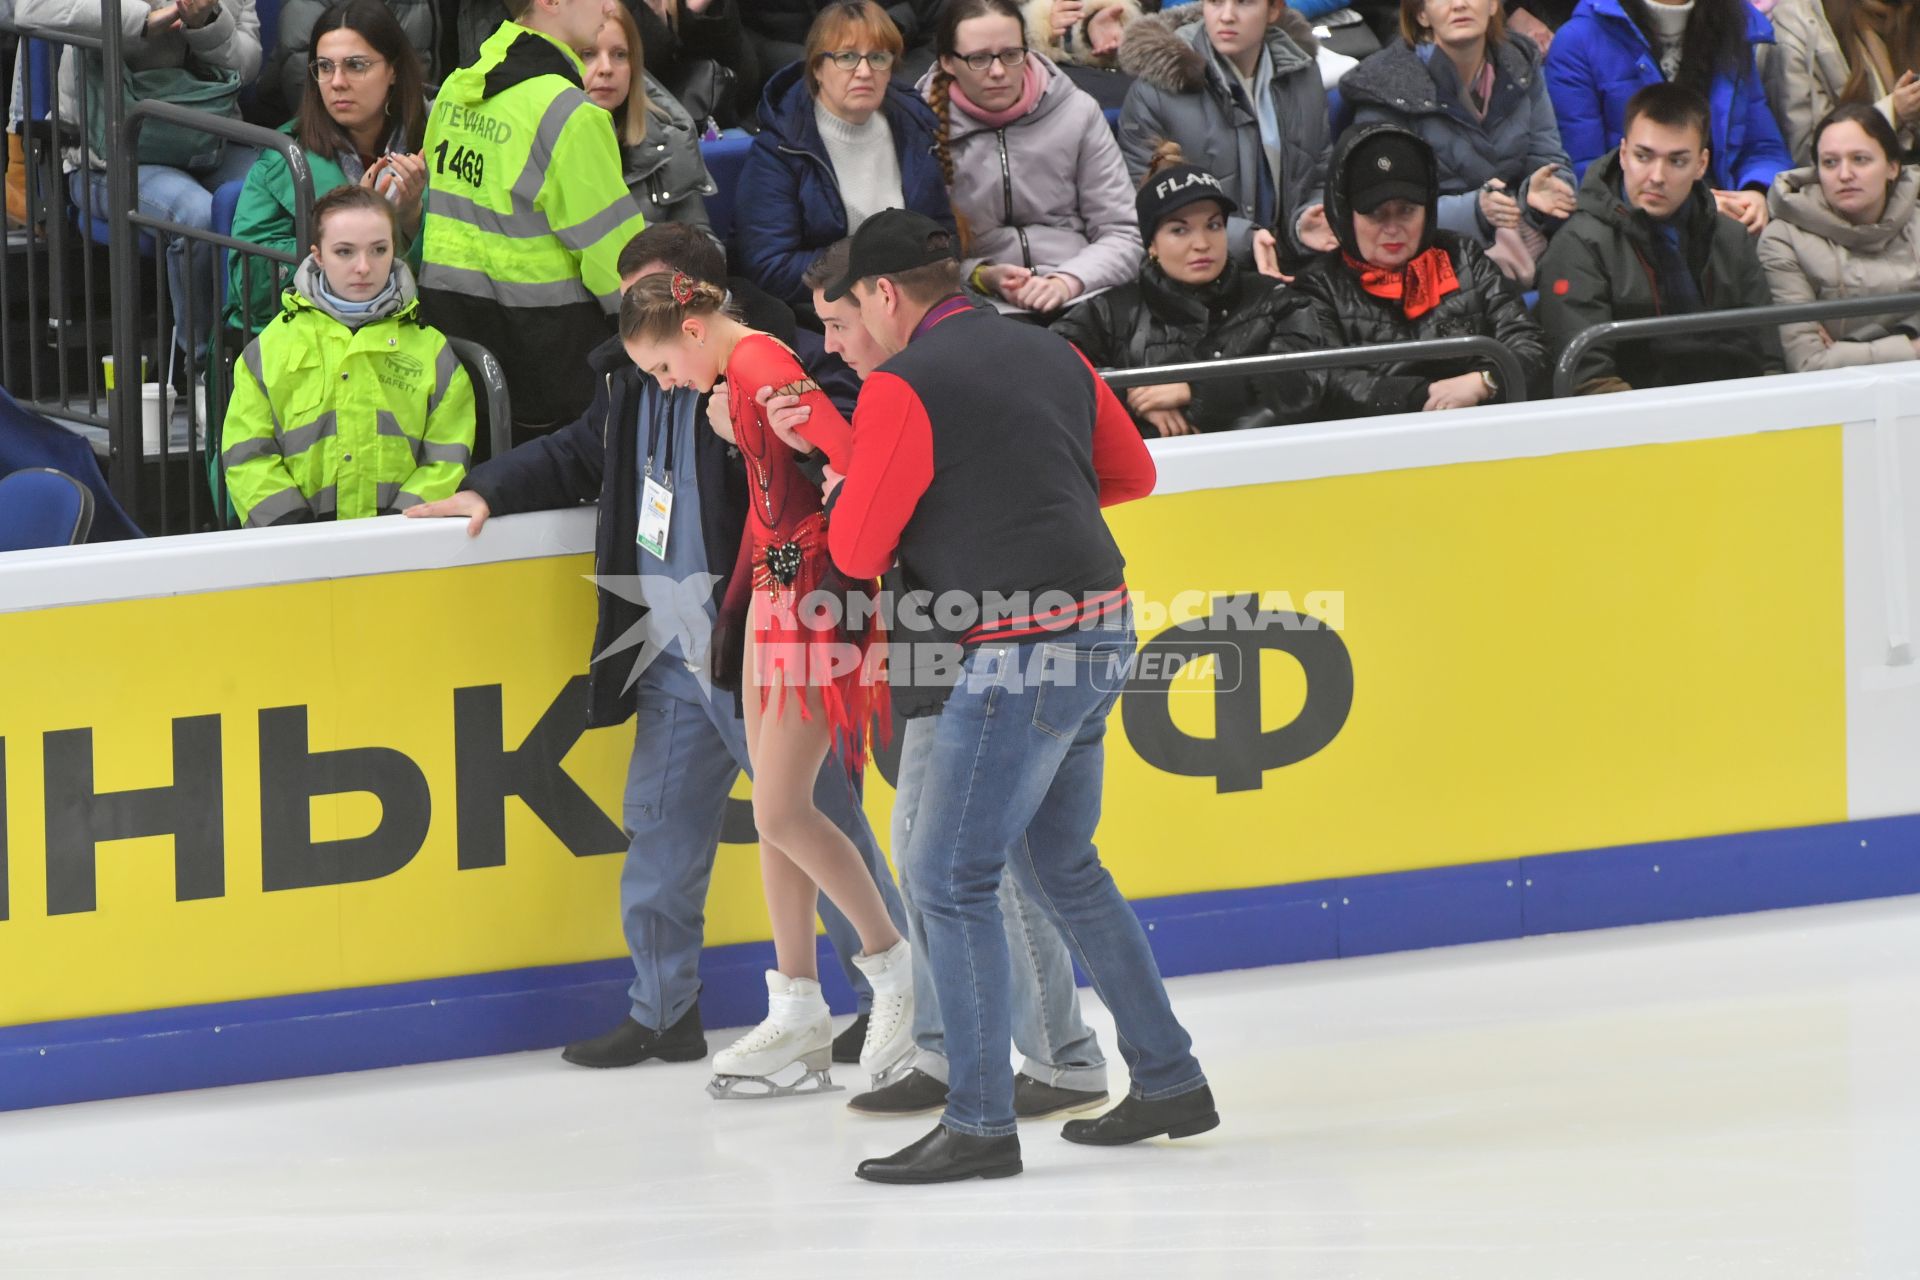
{"left": 1051, "top": 259, "right": 1327, "bottom": 433}
{"left": 1117, "top": 6, "right": 1332, "bottom": 260}
{"left": 1340, "top": 35, "right": 1575, "bottom": 245}
{"left": 1291, "top": 122, "right": 1549, "bottom": 414}
{"left": 1536, "top": 149, "right": 1783, "bottom": 391}
{"left": 734, "top": 62, "right": 956, "bottom": 309}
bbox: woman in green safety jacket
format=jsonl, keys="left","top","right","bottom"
{"left": 224, "top": 0, "right": 430, "bottom": 335}
{"left": 223, "top": 184, "right": 476, "bottom": 528}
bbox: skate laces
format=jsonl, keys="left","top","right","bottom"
{"left": 863, "top": 991, "right": 909, "bottom": 1058}
{"left": 724, "top": 1016, "right": 786, "bottom": 1057}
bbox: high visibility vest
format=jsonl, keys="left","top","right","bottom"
{"left": 223, "top": 288, "right": 475, "bottom": 527}
{"left": 420, "top": 22, "right": 643, "bottom": 320}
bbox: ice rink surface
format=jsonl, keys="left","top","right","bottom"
{"left": 4, "top": 895, "right": 1918, "bottom": 1280}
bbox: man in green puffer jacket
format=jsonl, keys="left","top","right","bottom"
{"left": 224, "top": 187, "right": 475, "bottom": 527}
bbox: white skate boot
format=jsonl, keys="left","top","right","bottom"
{"left": 706, "top": 971, "right": 841, "bottom": 1100}
{"left": 851, "top": 939, "right": 915, "bottom": 1086}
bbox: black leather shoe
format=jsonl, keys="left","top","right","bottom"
{"left": 1013, "top": 1073, "right": 1109, "bottom": 1120}
{"left": 832, "top": 1012, "right": 869, "bottom": 1064}
{"left": 1060, "top": 1085, "right": 1218, "bottom": 1146}
{"left": 856, "top": 1124, "right": 1022, "bottom": 1184}
{"left": 560, "top": 1002, "right": 707, "bottom": 1069}
{"left": 848, "top": 1068, "right": 948, "bottom": 1117}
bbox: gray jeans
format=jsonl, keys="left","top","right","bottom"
{"left": 893, "top": 715, "right": 1107, "bottom": 1091}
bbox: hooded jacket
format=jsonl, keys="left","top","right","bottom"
{"left": 222, "top": 258, "right": 475, "bottom": 527}
{"left": 1022, "top": 0, "right": 1145, "bottom": 69}
{"left": 1535, "top": 148, "right": 1783, "bottom": 390}
{"left": 1117, "top": 5, "right": 1332, "bottom": 260}
{"left": 1762, "top": 0, "right": 1915, "bottom": 167}
{"left": 1340, "top": 34, "right": 1575, "bottom": 245}
{"left": 920, "top": 53, "right": 1142, "bottom": 310}
{"left": 733, "top": 61, "right": 955, "bottom": 309}
{"left": 621, "top": 69, "right": 719, "bottom": 231}
{"left": 1052, "top": 257, "right": 1327, "bottom": 432}
{"left": 1543, "top": 0, "right": 1791, "bottom": 192}
{"left": 1758, "top": 165, "right": 1920, "bottom": 370}
{"left": 1290, "top": 123, "right": 1548, "bottom": 415}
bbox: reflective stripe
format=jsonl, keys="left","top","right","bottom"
{"left": 222, "top": 436, "right": 280, "bottom": 469}
{"left": 427, "top": 343, "right": 460, "bottom": 418}
{"left": 418, "top": 262, "right": 595, "bottom": 307}
{"left": 240, "top": 344, "right": 283, "bottom": 437}
{"left": 428, "top": 186, "right": 553, "bottom": 240}
{"left": 308, "top": 485, "right": 339, "bottom": 517}
{"left": 376, "top": 481, "right": 403, "bottom": 509}
{"left": 280, "top": 411, "right": 339, "bottom": 458}
{"left": 390, "top": 492, "right": 426, "bottom": 512}
{"left": 554, "top": 194, "right": 644, "bottom": 254}
{"left": 419, "top": 440, "right": 472, "bottom": 468}
{"left": 374, "top": 409, "right": 417, "bottom": 465}
{"left": 514, "top": 92, "right": 584, "bottom": 209}
{"left": 243, "top": 485, "right": 311, "bottom": 529}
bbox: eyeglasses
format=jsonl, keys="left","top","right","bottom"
{"left": 953, "top": 47, "right": 1028, "bottom": 72}
{"left": 310, "top": 55, "right": 386, "bottom": 81}
{"left": 819, "top": 49, "right": 896, "bottom": 71}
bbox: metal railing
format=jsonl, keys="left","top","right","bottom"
{"left": 446, "top": 338, "right": 514, "bottom": 461}
{"left": 1552, "top": 290, "right": 1920, "bottom": 398}
{"left": 1100, "top": 335, "right": 1531, "bottom": 406}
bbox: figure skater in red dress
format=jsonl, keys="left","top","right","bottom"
{"left": 619, "top": 271, "right": 914, "bottom": 1099}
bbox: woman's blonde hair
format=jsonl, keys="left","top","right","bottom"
{"left": 619, "top": 270, "right": 732, "bottom": 344}
{"left": 598, "top": 5, "right": 653, "bottom": 146}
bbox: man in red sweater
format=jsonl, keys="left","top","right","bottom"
{"left": 817, "top": 210, "right": 1217, "bottom": 1185}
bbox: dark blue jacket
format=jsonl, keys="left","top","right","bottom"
{"left": 1543, "top": 0, "right": 1790, "bottom": 193}
{"left": 734, "top": 62, "right": 956, "bottom": 309}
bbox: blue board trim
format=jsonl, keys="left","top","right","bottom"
{"left": 6, "top": 814, "right": 1919, "bottom": 1111}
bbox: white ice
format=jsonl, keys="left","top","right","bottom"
{"left": 3, "top": 895, "right": 1918, "bottom": 1279}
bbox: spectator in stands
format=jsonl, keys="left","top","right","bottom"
{"left": 1340, "top": 0, "right": 1577, "bottom": 286}
{"left": 1022, "top": 0, "right": 1141, "bottom": 69}
{"left": 20, "top": 0, "right": 262, "bottom": 364}
{"left": 1764, "top": 0, "right": 1920, "bottom": 168}
{"left": 420, "top": 0, "right": 646, "bottom": 440}
{"left": 1759, "top": 103, "right": 1920, "bottom": 370}
{"left": 1544, "top": 0, "right": 1790, "bottom": 234}
{"left": 1116, "top": 0, "right": 1339, "bottom": 277}
{"left": 924, "top": 0, "right": 1141, "bottom": 318}
{"left": 1537, "top": 83, "right": 1781, "bottom": 392}
{"left": 1293, "top": 124, "right": 1547, "bottom": 414}
{"left": 734, "top": 1, "right": 955, "bottom": 312}
{"left": 740, "top": 0, "right": 944, "bottom": 106}
{"left": 225, "top": 0, "right": 429, "bottom": 336}
{"left": 268, "top": 0, "right": 439, "bottom": 118}
{"left": 1052, "top": 145, "right": 1326, "bottom": 434}
{"left": 224, "top": 185, "right": 474, "bottom": 527}
{"left": 583, "top": 6, "right": 717, "bottom": 229}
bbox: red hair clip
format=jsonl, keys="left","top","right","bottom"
{"left": 670, "top": 271, "right": 695, "bottom": 305}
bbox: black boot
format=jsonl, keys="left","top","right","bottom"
{"left": 856, "top": 1124, "right": 1022, "bottom": 1185}
{"left": 1013, "top": 1073, "right": 1109, "bottom": 1120}
{"left": 847, "top": 1068, "right": 948, "bottom": 1116}
{"left": 832, "top": 1012, "right": 869, "bottom": 1064}
{"left": 560, "top": 1002, "right": 707, "bottom": 1069}
{"left": 1060, "top": 1086, "right": 1218, "bottom": 1146}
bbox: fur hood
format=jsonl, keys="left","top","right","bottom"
{"left": 1118, "top": 4, "right": 1319, "bottom": 93}
{"left": 1022, "top": 0, "right": 1145, "bottom": 68}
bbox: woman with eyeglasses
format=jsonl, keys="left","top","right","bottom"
{"left": 225, "top": 0, "right": 428, "bottom": 336}
{"left": 741, "top": 0, "right": 945, "bottom": 104}
{"left": 923, "top": 0, "right": 1142, "bottom": 318}
{"left": 735, "top": 0, "right": 956, "bottom": 311}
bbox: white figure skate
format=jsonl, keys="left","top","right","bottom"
{"left": 707, "top": 971, "right": 841, "bottom": 1100}
{"left": 851, "top": 939, "right": 915, "bottom": 1087}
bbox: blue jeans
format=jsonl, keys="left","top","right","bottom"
{"left": 618, "top": 654, "right": 907, "bottom": 1029}
{"left": 910, "top": 614, "right": 1206, "bottom": 1137}
{"left": 893, "top": 715, "right": 1107, "bottom": 1091}
{"left": 70, "top": 146, "right": 258, "bottom": 362}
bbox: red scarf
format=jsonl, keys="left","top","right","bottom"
{"left": 1342, "top": 247, "right": 1461, "bottom": 320}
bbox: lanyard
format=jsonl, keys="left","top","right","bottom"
{"left": 643, "top": 388, "right": 678, "bottom": 489}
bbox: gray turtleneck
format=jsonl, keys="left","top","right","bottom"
{"left": 815, "top": 103, "right": 904, "bottom": 234}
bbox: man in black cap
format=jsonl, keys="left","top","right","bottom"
{"left": 811, "top": 208, "right": 1218, "bottom": 1185}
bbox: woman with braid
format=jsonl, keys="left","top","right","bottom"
{"left": 921, "top": 0, "right": 1143, "bottom": 317}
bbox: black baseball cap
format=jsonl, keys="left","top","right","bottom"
{"left": 1344, "top": 130, "right": 1433, "bottom": 214}
{"left": 822, "top": 208, "right": 959, "bottom": 302}
{"left": 1135, "top": 163, "right": 1239, "bottom": 236}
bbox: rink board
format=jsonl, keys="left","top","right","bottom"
{"left": 4, "top": 366, "right": 1920, "bottom": 1109}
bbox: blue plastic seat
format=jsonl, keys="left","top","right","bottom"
{"left": 0, "top": 468, "right": 95, "bottom": 551}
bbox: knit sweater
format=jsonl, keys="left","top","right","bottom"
{"left": 815, "top": 104, "right": 905, "bottom": 234}
{"left": 1644, "top": 0, "right": 1692, "bottom": 78}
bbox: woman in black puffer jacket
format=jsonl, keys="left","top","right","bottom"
{"left": 1292, "top": 123, "right": 1548, "bottom": 417}
{"left": 1052, "top": 144, "right": 1326, "bottom": 437}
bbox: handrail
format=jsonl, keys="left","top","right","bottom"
{"left": 1552, "top": 290, "right": 1920, "bottom": 398}
{"left": 1100, "top": 335, "right": 1531, "bottom": 405}
{"left": 122, "top": 100, "right": 317, "bottom": 253}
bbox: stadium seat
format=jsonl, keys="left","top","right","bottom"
{"left": 0, "top": 468, "right": 95, "bottom": 551}
{"left": 700, "top": 130, "right": 753, "bottom": 246}
{"left": 1328, "top": 87, "right": 1354, "bottom": 138}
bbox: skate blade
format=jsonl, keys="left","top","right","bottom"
{"left": 706, "top": 1063, "right": 844, "bottom": 1101}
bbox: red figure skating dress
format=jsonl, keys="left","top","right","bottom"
{"left": 718, "top": 333, "right": 887, "bottom": 765}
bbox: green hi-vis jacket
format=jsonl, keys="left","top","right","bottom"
{"left": 418, "top": 21, "right": 646, "bottom": 426}
{"left": 223, "top": 259, "right": 476, "bottom": 527}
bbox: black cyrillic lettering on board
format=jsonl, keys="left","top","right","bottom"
{"left": 258, "top": 706, "right": 431, "bottom": 891}
{"left": 453, "top": 678, "right": 625, "bottom": 868}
